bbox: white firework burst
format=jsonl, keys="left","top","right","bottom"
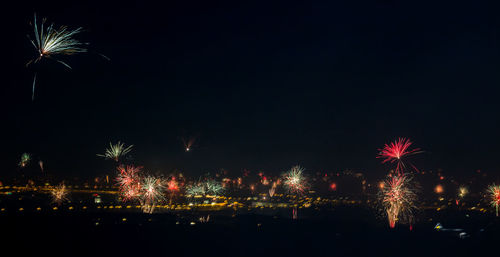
{"left": 97, "top": 141, "right": 133, "bottom": 162}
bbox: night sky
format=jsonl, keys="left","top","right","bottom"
{"left": 2, "top": 0, "right": 500, "bottom": 179}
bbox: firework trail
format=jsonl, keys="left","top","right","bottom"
{"left": 199, "top": 215, "right": 210, "bottom": 223}
{"left": 377, "top": 138, "right": 421, "bottom": 175}
{"left": 38, "top": 160, "right": 44, "bottom": 172}
{"left": 269, "top": 182, "right": 277, "bottom": 197}
{"left": 19, "top": 153, "right": 31, "bottom": 168}
{"left": 51, "top": 183, "right": 69, "bottom": 205}
{"left": 27, "top": 14, "right": 87, "bottom": 101}
{"left": 116, "top": 165, "right": 142, "bottom": 201}
{"left": 380, "top": 173, "right": 417, "bottom": 228}
{"left": 97, "top": 141, "right": 133, "bottom": 162}
{"left": 32, "top": 73, "right": 37, "bottom": 101}
{"left": 182, "top": 136, "right": 196, "bottom": 152}
{"left": 282, "top": 165, "right": 309, "bottom": 194}
{"left": 139, "top": 176, "right": 165, "bottom": 214}
{"left": 488, "top": 184, "right": 500, "bottom": 216}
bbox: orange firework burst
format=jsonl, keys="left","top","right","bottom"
{"left": 380, "top": 173, "right": 417, "bottom": 228}
{"left": 51, "top": 183, "right": 69, "bottom": 205}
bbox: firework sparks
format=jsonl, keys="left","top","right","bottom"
{"left": 140, "top": 176, "right": 165, "bottom": 214}
{"left": 186, "top": 183, "right": 205, "bottom": 196}
{"left": 282, "top": 165, "right": 309, "bottom": 194}
{"left": 488, "top": 184, "right": 500, "bottom": 217}
{"left": 380, "top": 173, "right": 417, "bottom": 228}
{"left": 116, "top": 165, "right": 142, "bottom": 201}
{"left": 97, "top": 141, "right": 133, "bottom": 162}
{"left": 377, "top": 138, "right": 421, "bottom": 174}
{"left": 456, "top": 186, "right": 469, "bottom": 205}
{"left": 19, "top": 153, "right": 31, "bottom": 168}
{"left": 51, "top": 183, "right": 69, "bottom": 205}
{"left": 27, "top": 14, "right": 87, "bottom": 100}
{"left": 166, "top": 176, "right": 180, "bottom": 192}
{"left": 458, "top": 186, "right": 468, "bottom": 198}
{"left": 205, "top": 179, "right": 224, "bottom": 196}
{"left": 186, "top": 178, "right": 224, "bottom": 197}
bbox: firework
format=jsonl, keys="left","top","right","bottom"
{"left": 139, "top": 176, "right": 165, "bottom": 214}
{"left": 166, "top": 176, "right": 180, "bottom": 192}
{"left": 282, "top": 165, "right": 309, "bottom": 194}
{"left": 185, "top": 178, "right": 224, "bottom": 197}
{"left": 456, "top": 186, "right": 468, "bottom": 205}
{"left": 116, "top": 165, "right": 142, "bottom": 201}
{"left": 380, "top": 173, "right": 417, "bottom": 228}
{"left": 27, "top": 14, "right": 87, "bottom": 100}
{"left": 205, "top": 179, "right": 224, "bottom": 196}
{"left": 165, "top": 176, "right": 181, "bottom": 204}
{"left": 377, "top": 138, "right": 421, "bottom": 174}
{"left": 97, "top": 141, "right": 133, "bottom": 162}
{"left": 488, "top": 184, "right": 500, "bottom": 217}
{"left": 51, "top": 183, "right": 69, "bottom": 205}
{"left": 458, "top": 186, "right": 468, "bottom": 198}
{"left": 182, "top": 136, "right": 196, "bottom": 152}
{"left": 199, "top": 215, "right": 210, "bottom": 223}
{"left": 19, "top": 153, "right": 31, "bottom": 168}
{"left": 39, "top": 160, "right": 44, "bottom": 172}
{"left": 269, "top": 182, "right": 277, "bottom": 197}
{"left": 186, "top": 183, "right": 205, "bottom": 196}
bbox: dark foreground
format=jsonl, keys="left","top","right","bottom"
{"left": 1, "top": 207, "right": 498, "bottom": 257}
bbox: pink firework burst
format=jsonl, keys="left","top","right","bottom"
{"left": 116, "top": 165, "right": 142, "bottom": 201}
{"left": 377, "top": 138, "right": 421, "bottom": 174}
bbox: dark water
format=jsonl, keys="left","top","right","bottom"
{"left": 1, "top": 207, "right": 498, "bottom": 257}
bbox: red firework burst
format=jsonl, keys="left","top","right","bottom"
{"left": 116, "top": 165, "right": 142, "bottom": 201}
{"left": 377, "top": 138, "right": 421, "bottom": 174}
{"left": 167, "top": 177, "right": 180, "bottom": 192}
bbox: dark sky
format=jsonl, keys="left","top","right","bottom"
{"left": 2, "top": 0, "right": 500, "bottom": 179}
